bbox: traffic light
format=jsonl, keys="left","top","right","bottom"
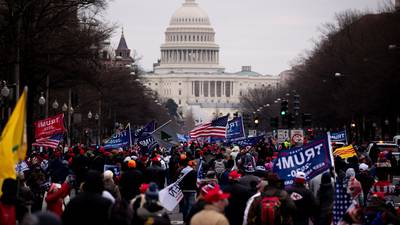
{"left": 280, "top": 100, "right": 288, "bottom": 116}
{"left": 270, "top": 116, "right": 279, "bottom": 128}
{"left": 288, "top": 113, "right": 296, "bottom": 128}
{"left": 302, "top": 113, "right": 312, "bottom": 127}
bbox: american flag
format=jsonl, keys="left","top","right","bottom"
{"left": 189, "top": 115, "right": 228, "bottom": 139}
{"left": 32, "top": 133, "right": 64, "bottom": 149}
{"left": 196, "top": 158, "right": 204, "bottom": 187}
{"left": 333, "top": 180, "right": 352, "bottom": 225}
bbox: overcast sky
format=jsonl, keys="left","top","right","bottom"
{"left": 105, "top": 0, "right": 388, "bottom": 75}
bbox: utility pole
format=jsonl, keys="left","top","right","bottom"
{"left": 67, "top": 88, "right": 72, "bottom": 146}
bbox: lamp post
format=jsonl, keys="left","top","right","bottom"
{"left": 38, "top": 92, "right": 46, "bottom": 118}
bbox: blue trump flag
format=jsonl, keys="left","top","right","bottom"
{"left": 330, "top": 130, "right": 347, "bottom": 143}
{"left": 231, "top": 135, "right": 264, "bottom": 147}
{"left": 135, "top": 120, "right": 156, "bottom": 138}
{"left": 103, "top": 129, "right": 131, "bottom": 150}
{"left": 227, "top": 116, "right": 245, "bottom": 141}
{"left": 273, "top": 135, "right": 334, "bottom": 186}
{"left": 137, "top": 133, "right": 158, "bottom": 154}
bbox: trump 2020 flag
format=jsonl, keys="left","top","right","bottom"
{"left": 226, "top": 116, "right": 245, "bottom": 141}
{"left": 0, "top": 87, "right": 28, "bottom": 196}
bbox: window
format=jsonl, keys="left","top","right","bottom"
{"left": 194, "top": 81, "right": 200, "bottom": 97}
{"left": 179, "top": 90, "right": 182, "bottom": 95}
{"left": 210, "top": 81, "right": 215, "bottom": 97}
{"left": 203, "top": 81, "right": 209, "bottom": 97}
{"left": 148, "top": 83, "right": 151, "bottom": 86}
{"left": 179, "top": 82, "right": 181, "bottom": 85}
{"left": 225, "top": 81, "right": 231, "bottom": 97}
{"left": 155, "top": 83, "right": 158, "bottom": 86}
{"left": 216, "top": 81, "right": 222, "bottom": 97}
{"left": 179, "top": 99, "right": 181, "bottom": 105}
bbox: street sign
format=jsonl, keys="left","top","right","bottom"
{"left": 277, "top": 129, "right": 289, "bottom": 144}
{"left": 290, "top": 129, "right": 304, "bottom": 144}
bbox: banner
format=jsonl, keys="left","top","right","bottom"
{"left": 333, "top": 145, "right": 356, "bottom": 159}
{"left": 330, "top": 130, "right": 347, "bottom": 143}
{"left": 137, "top": 134, "right": 158, "bottom": 154}
{"left": 273, "top": 136, "right": 333, "bottom": 186}
{"left": 277, "top": 129, "right": 290, "bottom": 144}
{"left": 34, "top": 114, "right": 65, "bottom": 139}
{"left": 227, "top": 116, "right": 245, "bottom": 141}
{"left": 135, "top": 120, "right": 156, "bottom": 138}
{"left": 104, "top": 164, "right": 121, "bottom": 176}
{"left": 231, "top": 135, "right": 264, "bottom": 147}
{"left": 159, "top": 169, "right": 190, "bottom": 211}
{"left": 103, "top": 129, "right": 131, "bottom": 150}
{"left": 290, "top": 129, "right": 304, "bottom": 144}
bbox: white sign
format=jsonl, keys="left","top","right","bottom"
{"left": 290, "top": 129, "right": 304, "bottom": 144}
{"left": 248, "top": 129, "right": 257, "bottom": 137}
{"left": 277, "top": 129, "right": 290, "bottom": 144}
{"left": 159, "top": 181, "right": 184, "bottom": 211}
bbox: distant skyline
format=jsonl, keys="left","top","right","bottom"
{"left": 105, "top": 0, "right": 388, "bottom": 75}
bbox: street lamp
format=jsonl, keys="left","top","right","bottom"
{"left": 87, "top": 111, "right": 93, "bottom": 119}
{"left": 334, "top": 72, "right": 342, "bottom": 77}
{"left": 52, "top": 99, "right": 59, "bottom": 109}
{"left": 38, "top": 92, "right": 46, "bottom": 105}
{"left": 351, "top": 122, "right": 356, "bottom": 128}
{"left": 62, "top": 103, "right": 68, "bottom": 112}
{"left": 1, "top": 81, "right": 10, "bottom": 97}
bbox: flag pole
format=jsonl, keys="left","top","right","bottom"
{"left": 150, "top": 120, "right": 172, "bottom": 135}
{"left": 127, "top": 122, "right": 133, "bottom": 148}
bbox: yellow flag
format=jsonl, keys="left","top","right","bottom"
{"left": 0, "top": 87, "right": 28, "bottom": 196}
{"left": 333, "top": 145, "right": 356, "bottom": 159}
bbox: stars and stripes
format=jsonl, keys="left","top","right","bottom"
{"left": 189, "top": 115, "right": 228, "bottom": 139}
{"left": 32, "top": 133, "right": 64, "bottom": 149}
{"left": 196, "top": 158, "right": 204, "bottom": 187}
{"left": 333, "top": 181, "right": 352, "bottom": 225}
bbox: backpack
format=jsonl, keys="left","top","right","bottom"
{"left": 257, "top": 195, "right": 282, "bottom": 225}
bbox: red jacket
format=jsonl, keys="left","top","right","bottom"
{"left": 0, "top": 202, "right": 16, "bottom": 225}
{"left": 45, "top": 183, "right": 71, "bottom": 216}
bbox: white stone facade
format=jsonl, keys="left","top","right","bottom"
{"left": 141, "top": 0, "right": 280, "bottom": 123}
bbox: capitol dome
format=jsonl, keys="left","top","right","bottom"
{"left": 170, "top": 0, "right": 211, "bottom": 26}
{"left": 155, "top": 0, "right": 224, "bottom": 74}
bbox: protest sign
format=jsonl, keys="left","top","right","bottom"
{"left": 103, "top": 129, "right": 131, "bottom": 150}
{"left": 34, "top": 114, "right": 65, "bottom": 139}
{"left": 273, "top": 135, "right": 333, "bottom": 186}
{"left": 226, "top": 116, "right": 245, "bottom": 141}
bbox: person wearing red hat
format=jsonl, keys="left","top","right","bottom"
{"left": 285, "top": 171, "right": 316, "bottom": 225}
{"left": 223, "top": 170, "right": 252, "bottom": 225}
{"left": 144, "top": 156, "right": 166, "bottom": 189}
{"left": 190, "top": 186, "right": 230, "bottom": 225}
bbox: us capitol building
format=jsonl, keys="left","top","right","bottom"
{"left": 137, "top": 0, "right": 280, "bottom": 123}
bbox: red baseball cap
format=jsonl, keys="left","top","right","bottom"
{"left": 203, "top": 186, "right": 230, "bottom": 203}
{"left": 228, "top": 170, "right": 241, "bottom": 180}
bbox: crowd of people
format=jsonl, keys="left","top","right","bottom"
{"left": 0, "top": 139, "right": 399, "bottom": 225}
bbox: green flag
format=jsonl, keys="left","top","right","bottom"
{"left": 161, "top": 131, "right": 172, "bottom": 141}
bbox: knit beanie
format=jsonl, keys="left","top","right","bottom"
{"left": 145, "top": 182, "right": 159, "bottom": 202}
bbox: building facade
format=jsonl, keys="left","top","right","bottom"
{"left": 141, "top": 0, "right": 280, "bottom": 123}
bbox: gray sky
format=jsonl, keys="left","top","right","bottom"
{"left": 105, "top": 0, "right": 387, "bottom": 75}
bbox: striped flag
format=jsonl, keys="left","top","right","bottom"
{"left": 333, "top": 180, "right": 352, "bottom": 225}
{"left": 189, "top": 115, "right": 228, "bottom": 139}
{"left": 196, "top": 158, "right": 204, "bottom": 187}
{"left": 32, "top": 133, "right": 64, "bottom": 149}
{"left": 333, "top": 145, "right": 357, "bottom": 159}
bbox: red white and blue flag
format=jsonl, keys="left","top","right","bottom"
{"left": 32, "top": 133, "right": 64, "bottom": 149}
{"left": 189, "top": 115, "right": 228, "bottom": 139}
{"left": 333, "top": 180, "right": 352, "bottom": 225}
